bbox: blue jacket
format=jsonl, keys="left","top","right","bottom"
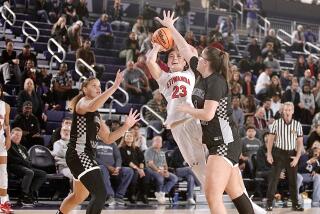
{"left": 90, "top": 19, "right": 113, "bottom": 39}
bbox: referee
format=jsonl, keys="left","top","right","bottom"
{"left": 266, "top": 102, "right": 304, "bottom": 211}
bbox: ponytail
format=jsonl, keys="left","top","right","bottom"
{"left": 205, "top": 47, "right": 230, "bottom": 82}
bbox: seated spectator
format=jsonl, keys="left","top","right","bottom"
{"left": 241, "top": 72, "right": 255, "bottom": 97}
{"left": 7, "top": 127, "right": 47, "bottom": 205}
{"left": 267, "top": 75, "right": 282, "bottom": 98}
{"left": 144, "top": 136, "right": 178, "bottom": 204}
{"left": 76, "top": 0, "right": 89, "bottom": 27}
{"left": 220, "top": 16, "right": 235, "bottom": 39}
{"left": 96, "top": 141, "right": 133, "bottom": 206}
{"left": 297, "top": 147, "right": 320, "bottom": 207}
{"left": 119, "top": 32, "right": 140, "bottom": 63}
{"left": 168, "top": 146, "right": 199, "bottom": 205}
{"left": 304, "top": 26, "right": 317, "bottom": 44}
{"left": 300, "top": 83, "right": 315, "bottom": 125}
{"left": 232, "top": 96, "right": 245, "bottom": 129}
{"left": 122, "top": 61, "right": 152, "bottom": 104}
{"left": 262, "top": 29, "right": 282, "bottom": 59}
{"left": 108, "top": 0, "right": 130, "bottom": 31}
{"left": 270, "top": 93, "right": 282, "bottom": 119}
{"left": 253, "top": 106, "right": 269, "bottom": 139}
{"left": 300, "top": 69, "right": 316, "bottom": 88}
{"left": 13, "top": 101, "right": 45, "bottom": 149}
{"left": 282, "top": 81, "right": 303, "bottom": 120}
{"left": 18, "top": 44, "right": 37, "bottom": 72}
{"left": 241, "top": 95, "right": 256, "bottom": 118}
{"left": 76, "top": 39, "right": 104, "bottom": 78}
{"left": 135, "top": 55, "right": 157, "bottom": 91}
{"left": 307, "top": 122, "right": 320, "bottom": 151}
{"left": 48, "top": 117, "right": 72, "bottom": 150}
{"left": 262, "top": 98, "right": 274, "bottom": 127}
{"left": 35, "top": 0, "right": 52, "bottom": 24}
{"left": 17, "top": 78, "right": 47, "bottom": 129}
{"left": 51, "top": 16, "right": 69, "bottom": 51}
{"left": 246, "top": 36, "right": 261, "bottom": 62}
{"left": 264, "top": 52, "right": 281, "bottom": 74}
{"left": 294, "top": 55, "right": 307, "bottom": 79}
{"left": 229, "top": 70, "right": 243, "bottom": 93}
{"left": 51, "top": 63, "right": 78, "bottom": 109}
{"left": 21, "top": 60, "right": 38, "bottom": 86}
{"left": 132, "top": 16, "right": 147, "bottom": 47}
{"left": 306, "top": 55, "right": 318, "bottom": 78}
{"left": 0, "top": 39, "right": 21, "bottom": 84}
{"left": 280, "top": 70, "right": 292, "bottom": 91}
{"left": 62, "top": 0, "right": 78, "bottom": 25}
{"left": 35, "top": 67, "right": 52, "bottom": 102}
{"left": 51, "top": 126, "right": 73, "bottom": 182}
{"left": 292, "top": 25, "right": 305, "bottom": 52}
{"left": 131, "top": 123, "right": 148, "bottom": 152}
{"left": 240, "top": 126, "right": 262, "bottom": 178}
{"left": 119, "top": 131, "right": 149, "bottom": 204}
{"left": 67, "top": 20, "right": 83, "bottom": 51}
{"left": 184, "top": 31, "right": 198, "bottom": 47}
{"left": 140, "top": 32, "right": 153, "bottom": 55}
{"left": 145, "top": 89, "right": 167, "bottom": 135}
{"left": 90, "top": 14, "right": 113, "bottom": 49}
{"left": 255, "top": 66, "right": 272, "bottom": 101}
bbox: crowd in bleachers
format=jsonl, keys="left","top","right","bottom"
{"left": 0, "top": 0, "right": 320, "bottom": 209}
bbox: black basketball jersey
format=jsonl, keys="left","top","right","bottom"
{"left": 68, "top": 111, "right": 101, "bottom": 157}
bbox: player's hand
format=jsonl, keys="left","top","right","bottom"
{"left": 155, "top": 10, "right": 179, "bottom": 29}
{"left": 290, "top": 156, "right": 299, "bottom": 167}
{"left": 176, "top": 104, "right": 193, "bottom": 113}
{"left": 113, "top": 70, "right": 123, "bottom": 88}
{"left": 124, "top": 109, "right": 140, "bottom": 129}
{"left": 267, "top": 153, "right": 273, "bottom": 165}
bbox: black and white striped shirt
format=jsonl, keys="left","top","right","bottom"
{"left": 270, "top": 118, "right": 303, "bottom": 151}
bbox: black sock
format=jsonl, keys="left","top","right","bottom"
{"left": 56, "top": 210, "right": 63, "bottom": 214}
{"left": 232, "top": 193, "right": 254, "bottom": 214}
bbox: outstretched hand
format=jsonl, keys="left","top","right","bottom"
{"left": 155, "top": 10, "right": 179, "bottom": 29}
{"left": 114, "top": 69, "right": 124, "bottom": 88}
{"left": 124, "top": 109, "right": 140, "bottom": 129}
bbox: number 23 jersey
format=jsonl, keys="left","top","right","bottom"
{"left": 157, "top": 69, "right": 195, "bottom": 126}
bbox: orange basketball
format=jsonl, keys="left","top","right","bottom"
{"left": 152, "top": 27, "right": 174, "bottom": 51}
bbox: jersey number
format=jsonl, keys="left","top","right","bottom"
{"left": 172, "top": 85, "right": 187, "bottom": 99}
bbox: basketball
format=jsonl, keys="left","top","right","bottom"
{"left": 152, "top": 27, "right": 174, "bottom": 51}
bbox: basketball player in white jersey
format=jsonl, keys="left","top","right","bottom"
{"left": 0, "top": 85, "right": 13, "bottom": 213}
{"left": 146, "top": 42, "right": 266, "bottom": 213}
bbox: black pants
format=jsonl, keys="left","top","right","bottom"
{"left": 9, "top": 164, "right": 47, "bottom": 195}
{"left": 128, "top": 169, "right": 150, "bottom": 197}
{"left": 266, "top": 148, "right": 299, "bottom": 206}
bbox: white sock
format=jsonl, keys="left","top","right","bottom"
{"left": 0, "top": 194, "right": 9, "bottom": 204}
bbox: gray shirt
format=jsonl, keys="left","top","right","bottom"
{"left": 232, "top": 107, "right": 245, "bottom": 128}
{"left": 96, "top": 142, "right": 122, "bottom": 168}
{"left": 241, "top": 137, "right": 262, "bottom": 158}
{"left": 144, "top": 147, "right": 167, "bottom": 168}
{"left": 123, "top": 68, "right": 147, "bottom": 89}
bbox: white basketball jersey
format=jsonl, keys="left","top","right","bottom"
{"left": 157, "top": 69, "right": 195, "bottom": 126}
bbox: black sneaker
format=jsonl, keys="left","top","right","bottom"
{"left": 266, "top": 206, "right": 273, "bottom": 211}
{"left": 292, "top": 204, "right": 304, "bottom": 211}
{"left": 141, "top": 195, "right": 149, "bottom": 204}
{"left": 21, "top": 195, "right": 34, "bottom": 207}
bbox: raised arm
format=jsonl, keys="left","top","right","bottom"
{"left": 145, "top": 43, "right": 163, "bottom": 80}
{"left": 155, "top": 10, "right": 197, "bottom": 64}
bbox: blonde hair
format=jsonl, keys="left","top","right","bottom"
{"left": 119, "top": 131, "right": 136, "bottom": 149}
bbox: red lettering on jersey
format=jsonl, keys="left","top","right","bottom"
{"left": 166, "top": 76, "right": 191, "bottom": 89}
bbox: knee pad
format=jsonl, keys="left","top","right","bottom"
{"left": 232, "top": 193, "right": 254, "bottom": 214}
{"left": 0, "top": 164, "right": 8, "bottom": 189}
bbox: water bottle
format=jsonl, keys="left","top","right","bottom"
{"left": 172, "top": 192, "right": 179, "bottom": 204}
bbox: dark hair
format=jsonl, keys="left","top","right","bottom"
{"left": 246, "top": 125, "right": 256, "bottom": 131}
{"left": 69, "top": 77, "right": 98, "bottom": 112}
{"left": 204, "top": 47, "right": 230, "bottom": 81}
{"left": 0, "top": 84, "right": 4, "bottom": 100}
{"left": 5, "top": 38, "right": 13, "bottom": 45}
{"left": 62, "top": 117, "right": 72, "bottom": 122}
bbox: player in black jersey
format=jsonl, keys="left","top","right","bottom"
{"left": 155, "top": 11, "right": 257, "bottom": 214}
{"left": 57, "top": 72, "right": 139, "bottom": 214}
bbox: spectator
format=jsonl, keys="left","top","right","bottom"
{"left": 306, "top": 123, "right": 320, "bottom": 150}
{"left": 255, "top": 66, "right": 272, "bottom": 101}
{"left": 142, "top": 2, "right": 158, "bottom": 30}
{"left": 108, "top": 0, "right": 130, "bottom": 31}
{"left": 282, "top": 81, "right": 303, "bottom": 120}
{"left": 262, "top": 98, "right": 275, "bottom": 126}
{"left": 255, "top": 132, "right": 272, "bottom": 182}
{"left": 36, "top": 67, "right": 52, "bottom": 101}
{"left": 314, "top": 80, "right": 320, "bottom": 111}
{"left": 168, "top": 147, "right": 199, "bottom": 205}
{"left": 119, "top": 32, "right": 140, "bottom": 63}
{"left": 132, "top": 16, "right": 147, "bottom": 47}
{"left": 232, "top": 96, "right": 245, "bottom": 129}
{"left": 196, "top": 35, "right": 207, "bottom": 55}
{"left": 21, "top": 59, "right": 38, "bottom": 86}
{"left": 67, "top": 20, "right": 83, "bottom": 51}
{"left": 294, "top": 55, "right": 307, "bottom": 79}
{"left": 292, "top": 25, "right": 305, "bottom": 52}
{"left": 300, "top": 69, "right": 316, "bottom": 88}
{"left": 271, "top": 92, "right": 282, "bottom": 116}
{"left": 229, "top": 70, "right": 243, "bottom": 92}
{"left": 304, "top": 26, "right": 317, "bottom": 44}
{"left": 246, "top": 36, "right": 261, "bottom": 62}
{"left": 35, "top": 0, "right": 52, "bottom": 24}
{"left": 122, "top": 61, "right": 152, "bottom": 104}
{"left": 300, "top": 83, "right": 315, "bottom": 125}
{"left": 131, "top": 123, "right": 148, "bottom": 152}
{"left": 17, "top": 78, "right": 47, "bottom": 129}
{"left": 62, "top": 0, "right": 78, "bottom": 25}
{"left": 296, "top": 147, "right": 320, "bottom": 207}
{"left": 242, "top": 72, "right": 255, "bottom": 97}
{"left": 184, "top": 31, "right": 198, "bottom": 47}
{"left": 280, "top": 70, "right": 292, "bottom": 91}
{"left": 251, "top": 55, "right": 265, "bottom": 77}
{"left": 220, "top": 16, "right": 235, "bottom": 39}
{"left": 18, "top": 44, "right": 37, "bottom": 72}
{"left": 96, "top": 141, "right": 133, "bottom": 206}
{"left": 245, "top": 0, "right": 259, "bottom": 37}
{"left": 90, "top": 14, "right": 113, "bottom": 49}
{"left": 51, "top": 126, "right": 73, "bottom": 182}
{"left": 140, "top": 31, "right": 153, "bottom": 55}
{"left": 174, "top": 0, "right": 190, "bottom": 33}
{"left": 119, "top": 131, "right": 149, "bottom": 204}
{"left": 262, "top": 29, "right": 282, "bottom": 59}
{"left": 76, "top": 0, "right": 89, "bottom": 27}
{"left": 253, "top": 106, "right": 269, "bottom": 139}
{"left": 145, "top": 89, "right": 167, "bottom": 131}
{"left": 7, "top": 127, "right": 47, "bottom": 205}
{"left": 51, "top": 16, "right": 69, "bottom": 51}
{"left": 144, "top": 136, "right": 178, "bottom": 204}
{"left": 48, "top": 117, "right": 72, "bottom": 150}
{"left": 267, "top": 75, "right": 282, "bottom": 98}
{"left": 264, "top": 52, "right": 281, "bottom": 74}
{"left": 241, "top": 95, "right": 256, "bottom": 117}
{"left": 51, "top": 63, "right": 78, "bottom": 108}
{"left": 0, "top": 39, "right": 21, "bottom": 84}
{"left": 306, "top": 55, "right": 318, "bottom": 78}
{"left": 76, "top": 38, "right": 104, "bottom": 78}
{"left": 230, "top": 82, "right": 242, "bottom": 98}
{"left": 240, "top": 125, "right": 262, "bottom": 178}
{"left": 12, "top": 101, "right": 44, "bottom": 149}
{"left": 135, "top": 54, "right": 157, "bottom": 91}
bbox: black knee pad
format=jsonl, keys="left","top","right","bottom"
{"left": 232, "top": 193, "right": 254, "bottom": 214}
